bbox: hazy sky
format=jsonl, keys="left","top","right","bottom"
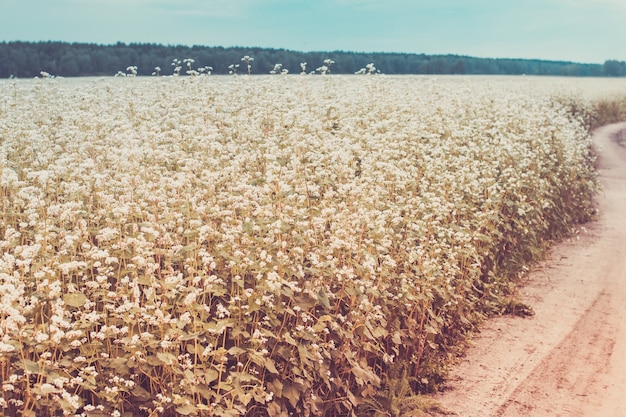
{"left": 1, "top": 0, "right": 624, "bottom": 64}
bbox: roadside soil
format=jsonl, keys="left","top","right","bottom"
{"left": 432, "top": 122, "right": 626, "bottom": 417}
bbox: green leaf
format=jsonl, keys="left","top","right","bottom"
{"left": 131, "top": 384, "right": 152, "bottom": 401}
{"left": 281, "top": 332, "right": 298, "bottom": 346}
{"left": 186, "top": 343, "right": 203, "bottom": 356}
{"left": 249, "top": 177, "right": 266, "bottom": 186}
{"left": 279, "top": 221, "right": 292, "bottom": 233}
{"left": 63, "top": 292, "right": 87, "bottom": 307}
{"left": 366, "top": 321, "right": 388, "bottom": 338}
{"left": 156, "top": 352, "right": 177, "bottom": 366}
{"left": 175, "top": 404, "right": 198, "bottom": 416}
{"left": 298, "top": 344, "right": 312, "bottom": 363}
{"left": 231, "top": 371, "right": 259, "bottom": 384}
{"left": 282, "top": 382, "right": 302, "bottom": 408}
{"left": 137, "top": 276, "right": 152, "bottom": 286}
{"left": 294, "top": 294, "right": 316, "bottom": 310}
{"left": 276, "top": 156, "right": 289, "bottom": 167}
{"left": 317, "top": 289, "right": 330, "bottom": 309}
{"left": 22, "top": 359, "right": 40, "bottom": 374}
{"left": 204, "top": 369, "right": 219, "bottom": 383}
{"left": 33, "top": 383, "right": 60, "bottom": 395}
{"left": 227, "top": 346, "right": 246, "bottom": 356}
{"left": 177, "top": 244, "right": 198, "bottom": 256}
{"left": 424, "top": 324, "right": 439, "bottom": 335}
{"left": 146, "top": 355, "right": 162, "bottom": 366}
{"left": 108, "top": 357, "right": 129, "bottom": 374}
{"left": 351, "top": 364, "right": 381, "bottom": 387}
{"left": 266, "top": 401, "right": 283, "bottom": 417}
{"left": 180, "top": 331, "right": 203, "bottom": 341}
{"left": 264, "top": 358, "right": 279, "bottom": 374}
{"left": 242, "top": 221, "right": 254, "bottom": 234}
{"left": 267, "top": 379, "right": 283, "bottom": 397}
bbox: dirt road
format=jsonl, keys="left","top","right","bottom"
{"left": 433, "top": 123, "right": 626, "bottom": 416}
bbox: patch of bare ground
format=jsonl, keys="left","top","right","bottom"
{"left": 431, "top": 123, "right": 626, "bottom": 417}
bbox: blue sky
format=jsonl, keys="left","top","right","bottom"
{"left": 1, "top": 0, "right": 624, "bottom": 64}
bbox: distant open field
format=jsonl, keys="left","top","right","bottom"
{"left": 1, "top": 75, "right": 626, "bottom": 417}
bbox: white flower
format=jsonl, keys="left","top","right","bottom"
{"left": 0, "top": 342, "right": 14, "bottom": 353}
{"left": 0, "top": 168, "right": 19, "bottom": 187}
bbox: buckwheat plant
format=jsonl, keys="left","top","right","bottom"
{"left": 316, "top": 65, "right": 329, "bottom": 75}
{"left": 316, "top": 59, "right": 335, "bottom": 75}
{"left": 172, "top": 59, "right": 182, "bottom": 76}
{"left": 184, "top": 59, "right": 198, "bottom": 76}
{"left": 356, "top": 63, "right": 377, "bottom": 75}
{"left": 0, "top": 74, "right": 621, "bottom": 417}
{"left": 126, "top": 66, "right": 138, "bottom": 77}
{"left": 324, "top": 58, "right": 335, "bottom": 73}
{"left": 241, "top": 56, "right": 254, "bottom": 75}
{"left": 270, "top": 64, "right": 282, "bottom": 75}
{"left": 198, "top": 66, "right": 213, "bottom": 76}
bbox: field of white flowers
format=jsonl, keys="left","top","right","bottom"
{"left": 0, "top": 74, "right": 623, "bottom": 417}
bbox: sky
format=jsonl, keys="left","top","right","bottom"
{"left": 1, "top": 0, "right": 625, "bottom": 64}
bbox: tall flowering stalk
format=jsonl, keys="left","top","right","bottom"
{"left": 241, "top": 56, "right": 254, "bottom": 75}
{"left": 172, "top": 59, "right": 182, "bottom": 76}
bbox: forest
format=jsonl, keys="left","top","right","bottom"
{"left": 1, "top": 41, "right": 625, "bottom": 78}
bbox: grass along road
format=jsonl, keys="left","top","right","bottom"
{"left": 432, "top": 122, "right": 626, "bottom": 416}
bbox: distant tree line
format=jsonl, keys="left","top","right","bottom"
{"left": 0, "top": 41, "right": 625, "bottom": 78}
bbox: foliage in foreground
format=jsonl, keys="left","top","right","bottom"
{"left": 0, "top": 75, "right": 610, "bottom": 416}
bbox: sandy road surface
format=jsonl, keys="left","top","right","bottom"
{"left": 433, "top": 123, "right": 626, "bottom": 417}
